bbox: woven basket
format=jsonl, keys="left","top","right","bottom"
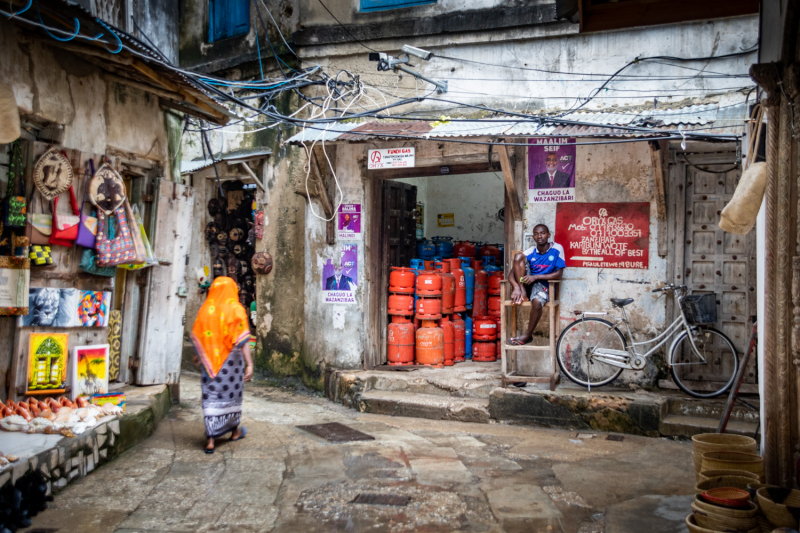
{"left": 692, "top": 501, "right": 759, "bottom": 531}
{"left": 696, "top": 476, "right": 757, "bottom": 495}
{"left": 686, "top": 513, "right": 759, "bottom": 533}
{"left": 756, "top": 487, "right": 800, "bottom": 528}
{"left": 747, "top": 482, "right": 777, "bottom": 504}
{"left": 757, "top": 516, "right": 773, "bottom": 533}
{"left": 701, "top": 452, "right": 764, "bottom": 481}
{"left": 693, "top": 495, "right": 759, "bottom": 518}
{"left": 698, "top": 470, "right": 760, "bottom": 483}
{"left": 692, "top": 434, "right": 758, "bottom": 480}
{"left": 704, "top": 487, "right": 751, "bottom": 507}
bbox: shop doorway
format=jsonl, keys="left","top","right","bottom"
{"left": 376, "top": 172, "right": 506, "bottom": 366}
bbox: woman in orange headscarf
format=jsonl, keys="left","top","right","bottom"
{"left": 191, "top": 277, "right": 253, "bottom": 453}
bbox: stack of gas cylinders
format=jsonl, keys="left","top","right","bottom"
{"left": 387, "top": 239, "right": 506, "bottom": 366}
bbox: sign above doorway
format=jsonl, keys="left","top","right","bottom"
{"left": 368, "top": 147, "right": 415, "bottom": 170}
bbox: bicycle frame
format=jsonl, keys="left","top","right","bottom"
{"left": 577, "top": 288, "right": 706, "bottom": 370}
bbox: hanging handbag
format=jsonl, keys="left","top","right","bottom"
{"left": 49, "top": 184, "right": 80, "bottom": 247}
{"left": 26, "top": 191, "right": 52, "bottom": 246}
{"left": 4, "top": 141, "right": 26, "bottom": 228}
{"left": 95, "top": 200, "right": 146, "bottom": 267}
{"left": 29, "top": 245, "right": 53, "bottom": 266}
{"left": 80, "top": 212, "right": 116, "bottom": 277}
{"left": 76, "top": 159, "right": 98, "bottom": 248}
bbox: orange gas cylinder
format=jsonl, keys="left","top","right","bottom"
{"left": 447, "top": 258, "right": 466, "bottom": 312}
{"left": 488, "top": 272, "right": 503, "bottom": 296}
{"left": 441, "top": 315, "right": 455, "bottom": 366}
{"left": 416, "top": 320, "right": 444, "bottom": 367}
{"left": 473, "top": 263, "right": 488, "bottom": 317}
{"left": 454, "top": 241, "right": 476, "bottom": 258}
{"left": 472, "top": 341, "right": 496, "bottom": 362}
{"left": 416, "top": 296, "right": 442, "bottom": 320}
{"left": 423, "top": 260, "right": 435, "bottom": 270}
{"left": 389, "top": 267, "right": 416, "bottom": 294}
{"left": 435, "top": 261, "right": 455, "bottom": 314}
{"left": 473, "top": 316, "right": 497, "bottom": 341}
{"left": 388, "top": 294, "right": 415, "bottom": 316}
{"left": 416, "top": 270, "right": 442, "bottom": 296}
{"left": 452, "top": 313, "right": 466, "bottom": 362}
{"left": 488, "top": 295, "right": 501, "bottom": 318}
{"left": 388, "top": 316, "right": 415, "bottom": 365}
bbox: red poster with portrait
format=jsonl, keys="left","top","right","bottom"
{"left": 555, "top": 202, "right": 650, "bottom": 269}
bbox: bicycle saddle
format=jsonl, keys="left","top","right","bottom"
{"left": 611, "top": 298, "right": 634, "bottom": 307}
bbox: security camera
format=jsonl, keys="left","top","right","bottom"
{"left": 401, "top": 45, "right": 433, "bottom": 61}
{"left": 369, "top": 52, "right": 389, "bottom": 62}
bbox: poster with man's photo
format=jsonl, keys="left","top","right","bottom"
{"left": 528, "top": 137, "right": 576, "bottom": 203}
{"left": 322, "top": 244, "right": 358, "bottom": 304}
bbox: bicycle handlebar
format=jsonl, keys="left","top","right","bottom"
{"left": 652, "top": 284, "right": 688, "bottom": 293}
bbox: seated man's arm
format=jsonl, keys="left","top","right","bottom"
{"left": 508, "top": 252, "right": 527, "bottom": 305}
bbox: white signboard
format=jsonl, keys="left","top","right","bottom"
{"left": 368, "top": 147, "right": 415, "bottom": 170}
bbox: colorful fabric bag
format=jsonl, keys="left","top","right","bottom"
{"left": 4, "top": 141, "right": 26, "bottom": 228}
{"left": 26, "top": 191, "right": 52, "bottom": 246}
{"left": 95, "top": 200, "right": 146, "bottom": 267}
{"left": 76, "top": 159, "right": 98, "bottom": 248}
{"left": 79, "top": 213, "right": 116, "bottom": 277}
{"left": 49, "top": 185, "right": 80, "bottom": 247}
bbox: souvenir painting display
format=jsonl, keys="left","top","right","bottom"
{"left": 71, "top": 344, "right": 109, "bottom": 399}
{"left": 27, "top": 332, "right": 69, "bottom": 395}
{"left": 33, "top": 147, "right": 73, "bottom": 200}
{"left": 20, "top": 288, "right": 110, "bottom": 327}
{"left": 205, "top": 180, "right": 257, "bottom": 331}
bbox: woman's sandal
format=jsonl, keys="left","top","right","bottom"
{"left": 230, "top": 426, "right": 247, "bottom": 442}
{"left": 204, "top": 446, "right": 214, "bottom": 454}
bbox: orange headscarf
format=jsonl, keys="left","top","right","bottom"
{"left": 191, "top": 277, "right": 250, "bottom": 378}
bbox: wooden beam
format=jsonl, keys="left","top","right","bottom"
{"left": 308, "top": 148, "right": 336, "bottom": 244}
{"left": 498, "top": 145, "right": 522, "bottom": 222}
{"left": 369, "top": 161, "right": 502, "bottom": 180}
{"left": 238, "top": 162, "right": 266, "bottom": 191}
{"left": 650, "top": 140, "right": 667, "bottom": 222}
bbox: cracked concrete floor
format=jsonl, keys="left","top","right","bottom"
{"left": 24, "top": 373, "right": 696, "bottom": 533}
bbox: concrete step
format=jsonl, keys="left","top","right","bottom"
{"left": 659, "top": 414, "right": 758, "bottom": 438}
{"left": 667, "top": 397, "right": 759, "bottom": 424}
{"left": 358, "top": 391, "right": 491, "bottom": 424}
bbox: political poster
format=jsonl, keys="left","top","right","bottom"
{"left": 555, "top": 202, "right": 650, "bottom": 269}
{"left": 338, "top": 204, "right": 361, "bottom": 239}
{"left": 322, "top": 244, "right": 358, "bottom": 304}
{"left": 529, "top": 137, "right": 576, "bottom": 203}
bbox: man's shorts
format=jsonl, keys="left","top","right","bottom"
{"left": 525, "top": 281, "right": 549, "bottom": 306}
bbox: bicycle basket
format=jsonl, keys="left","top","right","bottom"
{"left": 682, "top": 293, "right": 717, "bottom": 325}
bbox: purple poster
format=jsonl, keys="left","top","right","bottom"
{"left": 528, "top": 137, "right": 576, "bottom": 203}
{"left": 322, "top": 243, "right": 358, "bottom": 304}
{"left": 338, "top": 204, "right": 361, "bottom": 239}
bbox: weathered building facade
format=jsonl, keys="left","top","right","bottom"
{"left": 178, "top": 0, "right": 759, "bottom": 391}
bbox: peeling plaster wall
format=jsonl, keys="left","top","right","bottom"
{"left": 0, "top": 20, "right": 169, "bottom": 169}
{"left": 302, "top": 143, "right": 366, "bottom": 372}
{"left": 397, "top": 173, "right": 504, "bottom": 243}
{"left": 523, "top": 140, "right": 667, "bottom": 385}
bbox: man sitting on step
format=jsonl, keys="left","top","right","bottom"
{"left": 507, "top": 224, "right": 565, "bottom": 346}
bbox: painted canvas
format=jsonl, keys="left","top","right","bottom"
{"left": 20, "top": 288, "right": 110, "bottom": 327}
{"left": 72, "top": 344, "right": 109, "bottom": 399}
{"left": 27, "top": 332, "right": 69, "bottom": 395}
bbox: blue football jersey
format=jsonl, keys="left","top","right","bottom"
{"left": 523, "top": 243, "right": 566, "bottom": 276}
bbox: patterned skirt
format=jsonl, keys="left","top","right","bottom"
{"left": 200, "top": 347, "right": 245, "bottom": 438}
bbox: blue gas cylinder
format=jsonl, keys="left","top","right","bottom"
{"left": 432, "top": 236, "right": 454, "bottom": 258}
{"left": 484, "top": 264, "right": 501, "bottom": 273}
{"left": 460, "top": 257, "right": 475, "bottom": 309}
{"left": 464, "top": 314, "right": 473, "bottom": 358}
{"left": 416, "top": 240, "right": 435, "bottom": 260}
{"left": 410, "top": 258, "right": 425, "bottom": 305}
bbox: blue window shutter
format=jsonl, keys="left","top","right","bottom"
{"left": 359, "top": 0, "right": 436, "bottom": 12}
{"left": 209, "top": 0, "right": 250, "bottom": 42}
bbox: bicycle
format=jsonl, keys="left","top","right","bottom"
{"left": 555, "top": 284, "right": 739, "bottom": 398}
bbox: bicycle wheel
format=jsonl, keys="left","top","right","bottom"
{"left": 670, "top": 327, "right": 738, "bottom": 398}
{"left": 556, "top": 318, "right": 627, "bottom": 388}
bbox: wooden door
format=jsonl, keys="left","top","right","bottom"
{"left": 382, "top": 181, "right": 417, "bottom": 268}
{"left": 681, "top": 161, "right": 757, "bottom": 385}
{"left": 137, "top": 179, "right": 194, "bottom": 385}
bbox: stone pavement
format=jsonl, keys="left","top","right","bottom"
{"left": 23, "top": 373, "right": 697, "bottom": 533}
